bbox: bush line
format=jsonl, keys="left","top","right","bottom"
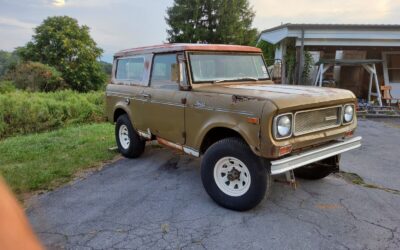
{"left": 0, "top": 90, "right": 106, "bottom": 139}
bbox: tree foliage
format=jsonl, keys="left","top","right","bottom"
{"left": 257, "top": 40, "right": 276, "bottom": 63}
{"left": 100, "top": 61, "right": 113, "bottom": 76}
{"left": 0, "top": 51, "right": 11, "bottom": 77}
{"left": 166, "top": 0, "right": 258, "bottom": 45}
{"left": 18, "top": 16, "right": 106, "bottom": 92}
{"left": 0, "top": 50, "right": 19, "bottom": 77}
{"left": 4, "top": 62, "right": 65, "bottom": 92}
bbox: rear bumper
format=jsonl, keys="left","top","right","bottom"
{"left": 270, "top": 136, "right": 362, "bottom": 175}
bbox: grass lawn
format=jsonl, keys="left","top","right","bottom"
{"left": 0, "top": 123, "right": 118, "bottom": 196}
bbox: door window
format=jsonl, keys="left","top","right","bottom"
{"left": 150, "top": 54, "right": 179, "bottom": 88}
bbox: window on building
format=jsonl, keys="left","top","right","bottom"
{"left": 386, "top": 54, "right": 400, "bottom": 83}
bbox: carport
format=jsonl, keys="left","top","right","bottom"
{"left": 314, "top": 59, "right": 383, "bottom": 106}
{"left": 258, "top": 24, "right": 400, "bottom": 103}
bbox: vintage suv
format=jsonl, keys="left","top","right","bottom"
{"left": 106, "top": 44, "right": 362, "bottom": 211}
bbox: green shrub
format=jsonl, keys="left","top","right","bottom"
{"left": 0, "top": 80, "right": 16, "bottom": 94}
{"left": 0, "top": 90, "right": 106, "bottom": 138}
{"left": 5, "top": 61, "right": 66, "bottom": 92}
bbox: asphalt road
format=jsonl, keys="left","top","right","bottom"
{"left": 27, "top": 119, "right": 400, "bottom": 250}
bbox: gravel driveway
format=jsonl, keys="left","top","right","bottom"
{"left": 27, "top": 119, "right": 400, "bottom": 250}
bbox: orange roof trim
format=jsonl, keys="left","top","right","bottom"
{"left": 115, "top": 43, "right": 261, "bottom": 57}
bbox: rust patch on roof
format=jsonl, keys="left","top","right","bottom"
{"left": 115, "top": 43, "right": 261, "bottom": 57}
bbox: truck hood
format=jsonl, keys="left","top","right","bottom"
{"left": 194, "top": 83, "right": 356, "bottom": 111}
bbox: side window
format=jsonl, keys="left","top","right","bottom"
{"left": 150, "top": 54, "right": 178, "bottom": 88}
{"left": 115, "top": 57, "right": 145, "bottom": 85}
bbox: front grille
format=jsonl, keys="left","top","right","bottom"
{"left": 294, "top": 106, "right": 342, "bottom": 136}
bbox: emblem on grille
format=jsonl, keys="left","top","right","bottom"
{"left": 325, "top": 115, "right": 337, "bottom": 121}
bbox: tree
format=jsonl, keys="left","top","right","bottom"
{"left": 0, "top": 50, "right": 19, "bottom": 77}
{"left": 257, "top": 40, "right": 276, "bottom": 63}
{"left": 166, "top": 0, "right": 258, "bottom": 45}
{"left": 0, "top": 51, "right": 12, "bottom": 77}
{"left": 99, "top": 61, "right": 113, "bottom": 76}
{"left": 18, "top": 16, "right": 106, "bottom": 92}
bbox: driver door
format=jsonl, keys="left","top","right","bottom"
{"left": 139, "top": 53, "right": 186, "bottom": 144}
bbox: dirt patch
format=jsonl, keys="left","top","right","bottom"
{"left": 335, "top": 171, "right": 400, "bottom": 195}
{"left": 159, "top": 157, "right": 180, "bottom": 171}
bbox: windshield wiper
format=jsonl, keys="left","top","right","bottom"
{"left": 213, "top": 77, "right": 258, "bottom": 84}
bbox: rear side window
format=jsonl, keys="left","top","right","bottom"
{"left": 115, "top": 57, "right": 145, "bottom": 84}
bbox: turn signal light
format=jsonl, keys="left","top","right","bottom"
{"left": 247, "top": 117, "right": 260, "bottom": 124}
{"left": 344, "top": 130, "right": 354, "bottom": 138}
{"left": 278, "top": 144, "right": 293, "bottom": 156}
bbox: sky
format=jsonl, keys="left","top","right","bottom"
{"left": 0, "top": 0, "right": 399, "bottom": 62}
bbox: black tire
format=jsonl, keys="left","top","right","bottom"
{"left": 201, "top": 137, "right": 270, "bottom": 211}
{"left": 294, "top": 156, "right": 340, "bottom": 180}
{"left": 115, "top": 114, "right": 145, "bottom": 158}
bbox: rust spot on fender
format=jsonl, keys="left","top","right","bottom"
{"left": 232, "top": 95, "right": 264, "bottom": 103}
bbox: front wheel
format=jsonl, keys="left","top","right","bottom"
{"left": 115, "top": 114, "right": 145, "bottom": 158}
{"left": 201, "top": 138, "right": 270, "bottom": 211}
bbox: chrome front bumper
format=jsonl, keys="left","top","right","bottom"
{"left": 270, "top": 136, "right": 362, "bottom": 175}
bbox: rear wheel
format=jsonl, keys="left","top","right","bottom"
{"left": 115, "top": 114, "right": 145, "bottom": 158}
{"left": 201, "top": 137, "right": 270, "bottom": 211}
{"left": 294, "top": 156, "right": 340, "bottom": 180}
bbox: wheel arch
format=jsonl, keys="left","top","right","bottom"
{"left": 112, "top": 103, "right": 132, "bottom": 123}
{"left": 199, "top": 126, "right": 259, "bottom": 156}
{"left": 114, "top": 108, "right": 127, "bottom": 122}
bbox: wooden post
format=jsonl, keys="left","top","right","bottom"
{"left": 298, "top": 29, "right": 305, "bottom": 85}
{"left": 368, "top": 72, "right": 373, "bottom": 103}
{"left": 373, "top": 64, "right": 383, "bottom": 106}
{"left": 281, "top": 40, "right": 287, "bottom": 85}
{"left": 319, "top": 64, "right": 324, "bottom": 87}
{"left": 294, "top": 47, "right": 300, "bottom": 85}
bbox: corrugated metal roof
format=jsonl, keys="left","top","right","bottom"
{"left": 261, "top": 23, "right": 400, "bottom": 33}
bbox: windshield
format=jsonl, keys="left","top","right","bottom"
{"left": 189, "top": 53, "right": 269, "bottom": 83}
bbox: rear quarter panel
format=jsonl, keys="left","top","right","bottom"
{"left": 105, "top": 84, "right": 144, "bottom": 128}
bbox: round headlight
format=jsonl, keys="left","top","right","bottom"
{"left": 277, "top": 115, "right": 292, "bottom": 137}
{"left": 343, "top": 105, "right": 354, "bottom": 123}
